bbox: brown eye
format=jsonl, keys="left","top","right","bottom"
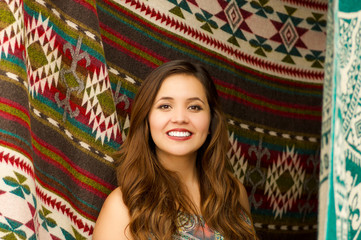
{"left": 158, "top": 104, "right": 171, "bottom": 110}
{"left": 188, "top": 105, "right": 203, "bottom": 111}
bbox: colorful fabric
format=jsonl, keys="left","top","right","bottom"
{"left": 319, "top": 0, "right": 361, "bottom": 239}
{"left": 175, "top": 210, "right": 252, "bottom": 240}
{"left": 0, "top": 0, "right": 325, "bottom": 239}
{"left": 176, "top": 213, "right": 223, "bottom": 240}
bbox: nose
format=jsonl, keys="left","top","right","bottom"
{"left": 171, "top": 107, "right": 189, "bottom": 123}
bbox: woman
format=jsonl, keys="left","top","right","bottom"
{"left": 93, "top": 60, "right": 257, "bottom": 239}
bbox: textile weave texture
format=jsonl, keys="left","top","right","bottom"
{"left": 0, "top": 0, "right": 326, "bottom": 239}
{"left": 319, "top": 0, "right": 361, "bottom": 239}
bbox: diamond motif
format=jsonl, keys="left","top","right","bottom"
{"left": 265, "top": 146, "right": 305, "bottom": 219}
{"left": 82, "top": 66, "right": 120, "bottom": 144}
{"left": 227, "top": 132, "right": 247, "bottom": 183}
{"left": 276, "top": 170, "right": 294, "bottom": 193}
{"left": 0, "top": 0, "right": 23, "bottom": 61}
{"left": 224, "top": 0, "right": 242, "bottom": 32}
{"left": 280, "top": 19, "right": 298, "bottom": 51}
{"left": 25, "top": 13, "right": 62, "bottom": 96}
{"left": 355, "top": 119, "right": 361, "bottom": 138}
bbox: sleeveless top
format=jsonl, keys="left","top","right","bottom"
{"left": 174, "top": 210, "right": 252, "bottom": 240}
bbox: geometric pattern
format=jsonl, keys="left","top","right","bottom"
{"left": 0, "top": 145, "right": 94, "bottom": 240}
{"left": 228, "top": 131, "right": 248, "bottom": 183}
{"left": 265, "top": 146, "right": 305, "bottom": 219}
{"left": 139, "top": 0, "right": 326, "bottom": 81}
{"left": 246, "top": 138, "right": 268, "bottom": 210}
{"left": 318, "top": 3, "right": 361, "bottom": 239}
{"left": 0, "top": 0, "right": 326, "bottom": 239}
{"left": 25, "top": 12, "right": 62, "bottom": 97}
{"left": 82, "top": 65, "right": 120, "bottom": 144}
{"left": 0, "top": 0, "right": 24, "bottom": 62}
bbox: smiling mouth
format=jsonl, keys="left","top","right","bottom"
{"left": 167, "top": 131, "right": 192, "bottom": 137}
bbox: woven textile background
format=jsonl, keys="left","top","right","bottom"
{"left": 319, "top": 0, "right": 361, "bottom": 239}
{"left": 0, "top": 0, "right": 326, "bottom": 239}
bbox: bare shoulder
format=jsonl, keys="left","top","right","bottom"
{"left": 93, "top": 187, "right": 132, "bottom": 240}
{"left": 235, "top": 180, "right": 251, "bottom": 214}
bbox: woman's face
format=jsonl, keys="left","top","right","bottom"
{"left": 148, "top": 74, "right": 211, "bottom": 162}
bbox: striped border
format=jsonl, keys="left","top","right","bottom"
{"left": 280, "top": 0, "right": 328, "bottom": 11}
{"left": 2, "top": 70, "right": 320, "bottom": 144}
{"left": 115, "top": 0, "right": 325, "bottom": 82}
{"left": 0, "top": 69, "right": 115, "bottom": 163}
{"left": 228, "top": 118, "right": 319, "bottom": 143}
{"left": 34, "top": 0, "right": 102, "bottom": 43}
{"left": 254, "top": 222, "right": 317, "bottom": 231}
{"left": 35, "top": 183, "right": 95, "bottom": 236}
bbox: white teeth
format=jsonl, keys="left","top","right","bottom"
{"left": 168, "top": 131, "right": 191, "bottom": 137}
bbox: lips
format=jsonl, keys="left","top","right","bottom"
{"left": 166, "top": 129, "right": 192, "bottom": 139}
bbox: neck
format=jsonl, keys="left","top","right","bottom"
{"left": 156, "top": 151, "right": 201, "bottom": 211}
{"left": 157, "top": 151, "right": 198, "bottom": 184}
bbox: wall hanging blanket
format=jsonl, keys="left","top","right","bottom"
{"left": 319, "top": 0, "right": 361, "bottom": 239}
{"left": 0, "top": 0, "right": 326, "bottom": 239}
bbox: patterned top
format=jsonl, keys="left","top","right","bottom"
{"left": 174, "top": 210, "right": 252, "bottom": 240}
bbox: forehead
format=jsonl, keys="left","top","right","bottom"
{"left": 155, "top": 74, "right": 207, "bottom": 99}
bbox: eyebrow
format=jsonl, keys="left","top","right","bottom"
{"left": 155, "top": 96, "right": 205, "bottom": 104}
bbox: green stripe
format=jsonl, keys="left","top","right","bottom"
{"left": 33, "top": 163, "right": 102, "bottom": 212}
{"left": 97, "top": 2, "right": 323, "bottom": 97}
{"left": 228, "top": 124, "right": 319, "bottom": 154}
{"left": 24, "top": 2, "right": 105, "bottom": 63}
{"left": 0, "top": 129, "right": 31, "bottom": 148}
{"left": 30, "top": 94, "right": 121, "bottom": 152}
{"left": 218, "top": 85, "right": 321, "bottom": 116}
{"left": 0, "top": 102, "right": 30, "bottom": 127}
{"left": 0, "top": 53, "right": 26, "bottom": 71}
{"left": 32, "top": 137, "right": 111, "bottom": 195}
{"left": 100, "top": 27, "right": 162, "bottom": 66}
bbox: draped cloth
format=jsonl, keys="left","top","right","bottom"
{"left": 319, "top": 0, "right": 361, "bottom": 239}
{"left": 0, "top": 0, "right": 325, "bottom": 239}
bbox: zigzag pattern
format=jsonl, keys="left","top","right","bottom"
{"left": 265, "top": 146, "right": 306, "bottom": 219}
{"left": 122, "top": 0, "right": 325, "bottom": 82}
{"left": 228, "top": 131, "right": 248, "bottom": 183}
{"left": 0, "top": 146, "right": 34, "bottom": 180}
{"left": 35, "top": 186, "right": 94, "bottom": 236}
{"left": 280, "top": 0, "right": 328, "bottom": 11}
{"left": 0, "top": 0, "right": 324, "bottom": 239}
{"left": 0, "top": 0, "right": 23, "bottom": 60}
{"left": 25, "top": 12, "right": 62, "bottom": 96}
{"left": 82, "top": 65, "right": 120, "bottom": 143}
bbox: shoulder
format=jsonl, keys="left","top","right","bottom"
{"left": 93, "top": 187, "right": 132, "bottom": 240}
{"left": 235, "top": 179, "right": 251, "bottom": 214}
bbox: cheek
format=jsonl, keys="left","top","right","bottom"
{"left": 148, "top": 112, "right": 164, "bottom": 136}
{"left": 197, "top": 115, "right": 211, "bottom": 134}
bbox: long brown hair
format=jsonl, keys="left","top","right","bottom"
{"left": 116, "top": 60, "right": 257, "bottom": 239}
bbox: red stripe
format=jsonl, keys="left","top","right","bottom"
{"left": 35, "top": 84, "right": 96, "bottom": 130}
{"left": 0, "top": 97, "right": 30, "bottom": 125}
{"left": 106, "top": 0, "right": 325, "bottom": 85}
{"left": 0, "top": 140, "right": 32, "bottom": 161}
{"left": 280, "top": 0, "right": 328, "bottom": 11}
{"left": 0, "top": 110, "right": 30, "bottom": 129}
{"left": 100, "top": 21, "right": 168, "bottom": 65}
{"left": 34, "top": 157, "right": 101, "bottom": 223}
{"left": 35, "top": 180, "right": 97, "bottom": 229}
{"left": 100, "top": 33, "right": 161, "bottom": 69}
{"left": 218, "top": 91, "right": 321, "bottom": 121}
{"left": 32, "top": 134, "right": 113, "bottom": 197}
{"left": 30, "top": 84, "right": 122, "bottom": 143}
{"left": 0, "top": 145, "right": 34, "bottom": 179}
{"left": 32, "top": 130, "right": 114, "bottom": 190}
{"left": 213, "top": 78, "right": 322, "bottom": 112}
{"left": 70, "top": 0, "right": 97, "bottom": 14}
